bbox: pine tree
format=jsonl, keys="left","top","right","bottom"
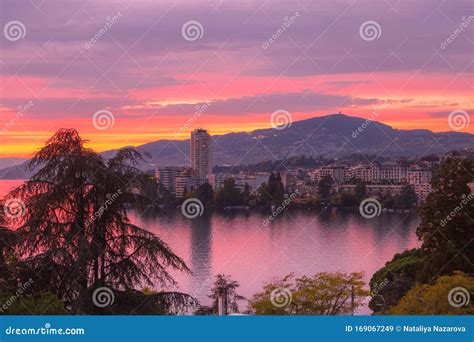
{"left": 8, "top": 129, "right": 193, "bottom": 313}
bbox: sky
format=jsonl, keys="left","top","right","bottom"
{"left": 0, "top": 0, "right": 473, "bottom": 158}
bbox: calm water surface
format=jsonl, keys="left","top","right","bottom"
{"left": 1, "top": 180, "right": 421, "bottom": 313}
{"left": 130, "top": 208, "right": 421, "bottom": 313}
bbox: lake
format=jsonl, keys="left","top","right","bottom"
{"left": 1, "top": 180, "right": 421, "bottom": 313}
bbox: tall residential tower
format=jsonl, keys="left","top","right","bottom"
{"left": 190, "top": 129, "right": 212, "bottom": 179}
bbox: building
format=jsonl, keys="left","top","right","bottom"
{"left": 155, "top": 166, "right": 187, "bottom": 193}
{"left": 175, "top": 168, "right": 196, "bottom": 199}
{"left": 347, "top": 164, "right": 377, "bottom": 183}
{"left": 191, "top": 129, "right": 212, "bottom": 179}
{"left": 207, "top": 172, "right": 269, "bottom": 193}
{"left": 375, "top": 161, "right": 409, "bottom": 183}
{"left": 310, "top": 165, "right": 347, "bottom": 184}
{"left": 340, "top": 184, "right": 404, "bottom": 197}
{"left": 280, "top": 171, "right": 297, "bottom": 192}
{"left": 408, "top": 166, "right": 432, "bottom": 201}
{"left": 155, "top": 166, "right": 199, "bottom": 199}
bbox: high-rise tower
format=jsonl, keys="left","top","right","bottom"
{"left": 190, "top": 129, "right": 212, "bottom": 179}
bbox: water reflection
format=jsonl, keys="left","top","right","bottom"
{"left": 131, "top": 209, "right": 420, "bottom": 314}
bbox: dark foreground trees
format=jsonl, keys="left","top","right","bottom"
{"left": 3, "top": 129, "right": 195, "bottom": 314}
{"left": 416, "top": 158, "right": 474, "bottom": 281}
{"left": 370, "top": 157, "right": 474, "bottom": 314}
{"left": 195, "top": 274, "right": 245, "bottom": 315}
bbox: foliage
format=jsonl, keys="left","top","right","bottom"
{"left": 318, "top": 176, "right": 333, "bottom": 202}
{"left": 249, "top": 272, "right": 369, "bottom": 315}
{"left": 257, "top": 173, "right": 285, "bottom": 206}
{"left": 389, "top": 272, "right": 474, "bottom": 315}
{"left": 368, "top": 248, "right": 425, "bottom": 314}
{"left": 80, "top": 288, "right": 197, "bottom": 315}
{"left": 0, "top": 292, "right": 66, "bottom": 315}
{"left": 212, "top": 155, "right": 324, "bottom": 174}
{"left": 214, "top": 178, "right": 243, "bottom": 207}
{"left": 394, "top": 185, "right": 417, "bottom": 210}
{"left": 187, "top": 182, "right": 214, "bottom": 206}
{"left": 6, "top": 129, "right": 192, "bottom": 314}
{"left": 416, "top": 157, "right": 474, "bottom": 281}
{"left": 195, "top": 274, "right": 245, "bottom": 315}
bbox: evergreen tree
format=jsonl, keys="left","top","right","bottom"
{"left": 7, "top": 129, "right": 194, "bottom": 313}
{"left": 318, "top": 175, "right": 333, "bottom": 202}
{"left": 208, "top": 274, "right": 245, "bottom": 315}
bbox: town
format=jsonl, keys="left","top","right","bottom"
{"left": 153, "top": 128, "right": 474, "bottom": 209}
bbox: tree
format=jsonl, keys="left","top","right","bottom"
{"left": 214, "top": 178, "right": 242, "bottom": 207}
{"left": 0, "top": 292, "right": 65, "bottom": 315}
{"left": 389, "top": 272, "right": 474, "bottom": 315}
{"left": 188, "top": 182, "right": 214, "bottom": 206}
{"left": 0, "top": 203, "right": 17, "bottom": 289}
{"left": 7, "top": 129, "right": 194, "bottom": 314}
{"left": 368, "top": 248, "right": 425, "bottom": 314}
{"left": 195, "top": 274, "right": 245, "bottom": 315}
{"left": 260, "top": 172, "right": 285, "bottom": 206}
{"left": 416, "top": 158, "right": 474, "bottom": 281}
{"left": 394, "top": 185, "right": 417, "bottom": 210}
{"left": 249, "top": 272, "right": 369, "bottom": 315}
{"left": 354, "top": 181, "right": 367, "bottom": 201}
{"left": 318, "top": 176, "right": 333, "bottom": 202}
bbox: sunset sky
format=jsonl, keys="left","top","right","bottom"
{"left": 0, "top": 0, "right": 473, "bottom": 158}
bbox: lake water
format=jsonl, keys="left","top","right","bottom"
{"left": 1, "top": 180, "right": 421, "bottom": 313}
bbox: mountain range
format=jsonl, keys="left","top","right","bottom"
{"left": 1, "top": 114, "right": 473, "bottom": 179}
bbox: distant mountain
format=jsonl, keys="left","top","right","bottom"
{"left": 0, "top": 158, "right": 26, "bottom": 169}
{"left": 1, "top": 114, "right": 473, "bottom": 179}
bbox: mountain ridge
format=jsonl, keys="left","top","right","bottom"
{"left": 1, "top": 113, "right": 473, "bottom": 179}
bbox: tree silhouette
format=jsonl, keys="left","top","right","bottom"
{"left": 8, "top": 129, "right": 194, "bottom": 313}
{"left": 195, "top": 274, "right": 245, "bottom": 315}
{"left": 416, "top": 157, "right": 474, "bottom": 281}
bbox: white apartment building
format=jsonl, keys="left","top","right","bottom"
{"left": 408, "top": 166, "right": 432, "bottom": 201}
{"left": 310, "top": 165, "right": 347, "bottom": 184}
